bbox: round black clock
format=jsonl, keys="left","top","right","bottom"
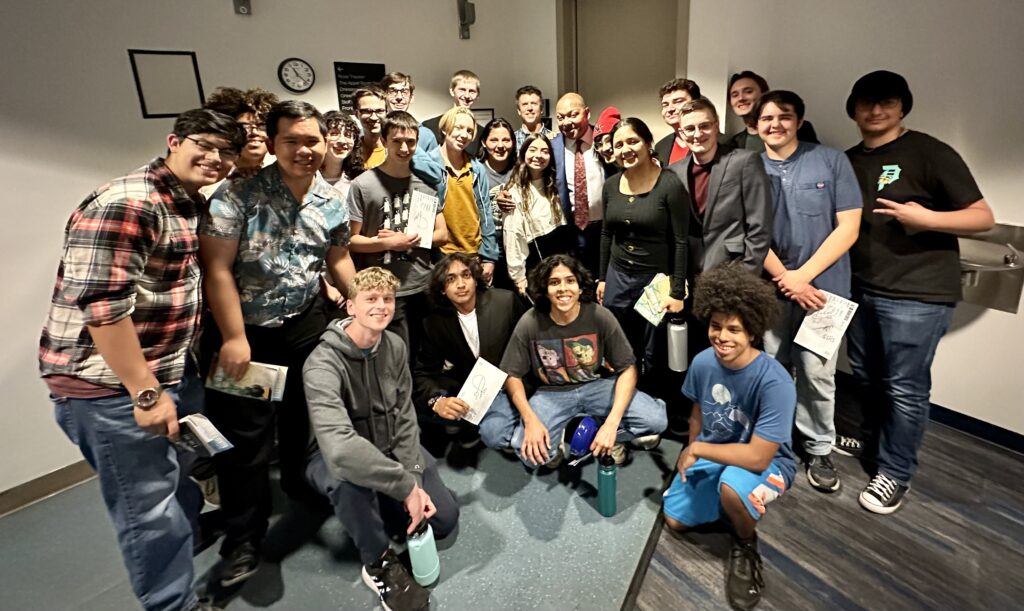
{"left": 278, "top": 58, "right": 315, "bottom": 94}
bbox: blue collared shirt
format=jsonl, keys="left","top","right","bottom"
{"left": 761, "top": 143, "right": 862, "bottom": 297}
{"left": 203, "top": 163, "right": 350, "bottom": 327}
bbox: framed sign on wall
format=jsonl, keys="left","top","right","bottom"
{"left": 334, "top": 61, "right": 386, "bottom": 112}
{"left": 127, "top": 49, "right": 204, "bottom": 119}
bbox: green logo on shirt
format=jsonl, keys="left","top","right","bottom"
{"left": 877, "top": 164, "right": 902, "bottom": 191}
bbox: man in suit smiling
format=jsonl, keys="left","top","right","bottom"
{"left": 413, "top": 253, "right": 525, "bottom": 443}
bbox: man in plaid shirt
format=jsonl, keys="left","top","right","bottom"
{"left": 39, "top": 108, "right": 245, "bottom": 611}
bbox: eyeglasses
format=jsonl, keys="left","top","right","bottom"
{"left": 357, "top": 107, "right": 387, "bottom": 117}
{"left": 680, "top": 121, "right": 717, "bottom": 136}
{"left": 184, "top": 136, "right": 239, "bottom": 160}
{"left": 238, "top": 122, "right": 266, "bottom": 135}
{"left": 386, "top": 87, "right": 411, "bottom": 99}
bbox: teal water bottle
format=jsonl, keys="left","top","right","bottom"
{"left": 598, "top": 454, "right": 617, "bottom": 517}
{"left": 407, "top": 520, "right": 440, "bottom": 586}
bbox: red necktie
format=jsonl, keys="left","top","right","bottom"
{"left": 573, "top": 142, "right": 589, "bottom": 230}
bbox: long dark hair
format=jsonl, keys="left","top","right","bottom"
{"left": 506, "top": 133, "right": 561, "bottom": 223}
{"left": 527, "top": 254, "right": 595, "bottom": 313}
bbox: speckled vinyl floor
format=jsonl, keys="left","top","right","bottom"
{"left": 0, "top": 440, "right": 680, "bottom": 610}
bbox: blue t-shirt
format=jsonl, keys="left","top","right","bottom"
{"left": 682, "top": 348, "right": 797, "bottom": 485}
{"left": 761, "top": 143, "right": 862, "bottom": 298}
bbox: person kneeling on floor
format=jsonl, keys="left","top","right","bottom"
{"left": 662, "top": 264, "right": 796, "bottom": 611}
{"left": 479, "top": 254, "right": 667, "bottom": 468}
{"left": 303, "top": 267, "right": 459, "bottom": 611}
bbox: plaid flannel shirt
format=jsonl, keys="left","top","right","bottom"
{"left": 39, "top": 158, "right": 204, "bottom": 390}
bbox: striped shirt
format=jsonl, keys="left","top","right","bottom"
{"left": 39, "top": 158, "right": 204, "bottom": 394}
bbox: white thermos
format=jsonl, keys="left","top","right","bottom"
{"left": 668, "top": 320, "right": 688, "bottom": 372}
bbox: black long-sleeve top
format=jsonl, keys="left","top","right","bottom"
{"left": 599, "top": 169, "right": 690, "bottom": 299}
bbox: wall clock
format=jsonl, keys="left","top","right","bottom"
{"left": 278, "top": 57, "right": 315, "bottom": 94}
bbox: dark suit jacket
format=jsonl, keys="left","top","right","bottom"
{"left": 551, "top": 129, "right": 613, "bottom": 222}
{"left": 655, "top": 132, "right": 677, "bottom": 165}
{"left": 422, "top": 114, "right": 481, "bottom": 157}
{"left": 667, "top": 142, "right": 773, "bottom": 274}
{"left": 412, "top": 287, "right": 525, "bottom": 409}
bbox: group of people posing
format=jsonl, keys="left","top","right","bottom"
{"left": 38, "top": 66, "right": 994, "bottom": 611}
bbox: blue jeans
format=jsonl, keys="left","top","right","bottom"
{"left": 479, "top": 375, "right": 667, "bottom": 466}
{"left": 846, "top": 292, "right": 954, "bottom": 486}
{"left": 52, "top": 372, "right": 204, "bottom": 611}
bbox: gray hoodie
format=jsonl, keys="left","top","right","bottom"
{"left": 303, "top": 318, "right": 425, "bottom": 501}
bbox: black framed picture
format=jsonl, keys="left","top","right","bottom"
{"left": 128, "top": 49, "right": 204, "bottom": 119}
{"left": 472, "top": 108, "right": 495, "bottom": 126}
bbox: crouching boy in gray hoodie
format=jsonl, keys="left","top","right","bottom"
{"left": 303, "top": 267, "right": 459, "bottom": 611}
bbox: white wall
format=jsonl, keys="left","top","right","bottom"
{"left": 686, "top": 0, "right": 1024, "bottom": 434}
{"left": 576, "top": 0, "right": 679, "bottom": 139}
{"left": 0, "top": 0, "right": 558, "bottom": 493}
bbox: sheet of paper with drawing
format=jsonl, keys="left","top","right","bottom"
{"left": 408, "top": 190, "right": 439, "bottom": 249}
{"left": 456, "top": 357, "right": 508, "bottom": 425}
{"left": 794, "top": 291, "right": 859, "bottom": 360}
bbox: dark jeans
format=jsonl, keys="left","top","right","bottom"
{"left": 846, "top": 291, "right": 954, "bottom": 485}
{"left": 305, "top": 447, "right": 460, "bottom": 565}
{"left": 603, "top": 265, "right": 661, "bottom": 375}
{"left": 203, "top": 295, "right": 329, "bottom": 554}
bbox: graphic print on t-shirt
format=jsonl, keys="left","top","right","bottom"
{"left": 702, "top": 383, "right": 753, "bottom": 443}
{"left": 531, "top": 334, "right": 601, "bottom": 385}
{"left": 876, "top": 164, "right": 902, "bottom": 191}
{"left": 381, "top": 192, "right": 410, "bottom": 263}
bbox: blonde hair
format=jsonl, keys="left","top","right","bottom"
{"left": 438, "top": 106, "right": 478, "bottom": 139}
{"left": 348, "top": 267, "right": 400, "bottom": 299}
{"left": 450, "top": 69, "right": 480, "bottom": 91}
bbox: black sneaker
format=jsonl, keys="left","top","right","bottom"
{"left": 859, "top": 473, "right": 908, "bottom": 515}
{"left": 832, "top": 435, "right": 864, "bottom": 458}
{"left": 218, "top": 541, "right": 260, "bottom": 587}
{"left": 805, "top": 453, "right": 841, "bottom": 493}
{"left": 361, "top": 548, "right": 430, "bottom": 611}
{"left": 726, "top": 537, "right": 764, "bottom": 610}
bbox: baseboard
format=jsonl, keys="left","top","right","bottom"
{"left": 929, "top": 403, "right": 1024, "bottom": 455}
{"left": 0, "top": 461, "right": 95, "bottom": 518}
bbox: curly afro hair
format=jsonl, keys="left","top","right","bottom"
{"left": 693, "top": 263, "right": 779, "bottom": 342}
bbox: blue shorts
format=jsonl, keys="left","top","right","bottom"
{"left": 662, "top": 458, "right": 788, "bottom": 525}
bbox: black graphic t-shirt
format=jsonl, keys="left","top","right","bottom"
{"left": 500, "top": 302, "right": 636, "bottom": 392}
{"left": 845, "top": 130, "right": 982, "bottom": 303}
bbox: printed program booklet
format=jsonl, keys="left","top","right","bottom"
{"left": 206, "top": 360, "right": 289, "bottom": 402}
{"left": 633, "top": 273, "right": 673, "bottom": 326}
{"left": 174, "top": 414, "right": 234, "bottom": 457}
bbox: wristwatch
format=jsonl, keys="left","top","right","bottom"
{"left": 133, "top": 386, "right": 163, "bottom": 409}
{"left": 427, "top": 394, "right": 446, "bottom": 411}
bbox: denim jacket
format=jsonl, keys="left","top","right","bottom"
{"left": 411, "top": 146, "right": 498, "bottom": 262}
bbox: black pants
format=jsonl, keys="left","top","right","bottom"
{"left": 305, "top": 447, "right": 460, "bottom": 565}
{"left": 202, "top": 295, "right": 329, "bottom": 554}
{"left": 573, "top": 221, "right": 603, "bottom": 279}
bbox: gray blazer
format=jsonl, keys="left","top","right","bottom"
{"left": 668, "top": 142, "right": 773, "bottom": 274}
